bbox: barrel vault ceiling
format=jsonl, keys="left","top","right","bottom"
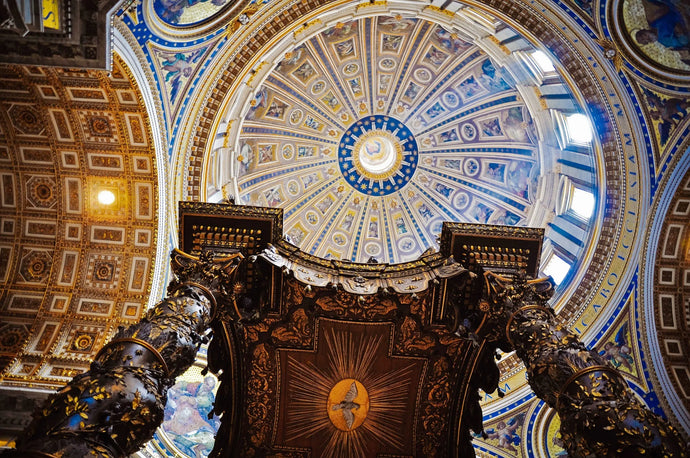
{"left": 0, "top": 56, "right": 161, "bottom": 434}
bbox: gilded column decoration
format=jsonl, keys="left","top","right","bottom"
{"left": 478, "top": 271, "right": 687, "bottom": 457}
{"left": 3, "top": 249, "right": 242, "bottom": 458}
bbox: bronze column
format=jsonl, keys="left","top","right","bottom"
{"left": 3, "top": 249, "right": 242, "bottom": 458}
{"left": 477, "top": 270, "right": 687, "bottom": 457}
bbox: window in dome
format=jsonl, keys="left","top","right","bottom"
{"left": 552, "top": 111, "right": 595, "bottom": 150}
{"left": 543, "top": 254, "right": 570, "bottom": 285}
{"left": 566, "top": 113, "right": 593, "bottom": 144}
{"left": 531, "top": 50, "right": 556, "bottom": 73}
{"left": 570, "top": 187, "right": 595, "bottom": 219}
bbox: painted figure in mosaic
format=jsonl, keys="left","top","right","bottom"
{"left": 458, "top": 76, "right": 481, "bottom": 99}
{"left": 440, "top": 129, "right": 458, "bottom": 142}
{"left": 642, "top": 88, "right": 689, "bottom": 145}
{"left": 264, "top": 187, "right": 281, "bottom": 207}
{"left": 238, "top": 142, "right": 253, "bottom": 176}
{"left": 154, "top": 0, "right": 226, "bottom": 24}
{"left": 379, "top": 15, "right": 415, "bottom": 32}
{"left": 323, "top": 21, "right": 355, "bottom": 39}
{"left": 484, "top": 413, "right": 525, "bottom": 452}
{"left": 635, "top": 0, "right": 690, "bottom": 60}
{"left": 426, "top": 46, "right": 448, "bottom": 66}
{"left": 265, "top": 101, "right": 287, "bottom": 118}
{"left": 479, "top": 59, "right": 512, "bottom": 92}
{"left": 507, "top": 161, "right": 533, "bottom": 199}
{"left": 435, "top": 27, "right": 471, "bottom": 53}
{"left": 342, "top": 213, "right": 354, "bottom": 231}
{"left": 404, "top": 82, "right": 421, "bottom": 100}
{"left": 599, "top": 322, "right": 634, "bottom": 371}
{"left": 335, "top": 40, "right": 355, "bottom": 58}
{"left": 163, "top": 377, "right": 218, "bottom": 457}
{"left": 368, "top": 219, "right": 378, "bottom": 237}
{"left": 161, "top": 49, "right": 206, "bottom": 102}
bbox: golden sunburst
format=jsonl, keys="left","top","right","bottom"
{"left": 279, "top": 320, "right": 425, "bottom": 457}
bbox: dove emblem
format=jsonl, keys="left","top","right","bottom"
{"left": 327, "top": 379, "right": 369, "bottom": 431}
{"left": 331, "top": 382, "right": 360, "bottom": 429}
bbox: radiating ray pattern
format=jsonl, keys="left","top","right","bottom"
{"left": 278, "top": 320, "right": 425, "bottom": 457}
{"left": 237, "top": 14, "right": 542, "bottom": 263}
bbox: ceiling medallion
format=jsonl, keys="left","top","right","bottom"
{"left": 327, "top": 379, "right": 369, "bottom": 431}
{"left": 338, "top": 115, "right": 418, "bottom": 196}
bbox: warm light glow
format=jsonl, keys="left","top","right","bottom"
{"left": 566, "top": 113, "right": 593, "bottom": 144}
{"left": 532, "top": 50, "right": 555, "bottom": 73}
{"left": 571, "top": 188, "right": 595, "bottom": 219}
{"left": 543, "top": 255, "right": 570, "bottom": 285}
{"left": 97, "top": 189, "right": 116, "bottom": 205}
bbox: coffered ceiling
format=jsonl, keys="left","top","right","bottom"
{"left": 0, "top": 56, "right": 159, "bottom": 388}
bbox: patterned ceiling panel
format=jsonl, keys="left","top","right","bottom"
{"left": 650, "top": 166, "right": 690, "bottom": 423}
{"left": 233, "top": 14, "right": 590, "bottom": 268}
{"left": 0, "top": 56, "right": 159, "bottom": 389}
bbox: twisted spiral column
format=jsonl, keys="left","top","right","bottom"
{"left": 478, "top": 271, "right": 686, "bottom": 457}
{"left": 3, "top": 249, "right": 242, "bottom": 458}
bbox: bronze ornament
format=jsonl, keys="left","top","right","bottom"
{"left": 2, "top": 249, "right": 242, "bottom": 458}
{"left": 477, "top": 270, "right": 687, "bottom": 457}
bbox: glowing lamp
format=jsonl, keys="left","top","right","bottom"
{"left": 97, "top": 189, "right": 116, "bottom": 205}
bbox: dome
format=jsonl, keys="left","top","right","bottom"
{"left": 211, "top": 10, "right": 599, "bottom": 303}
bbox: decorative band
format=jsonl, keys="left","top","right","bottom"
{"left": 556, "top": 365, "right": 622, "bottom": 408}
{"left": 170, "top": 281, "right": 218, "bottom": 313}
{"left": 505, "top": 304, "right": 552, "bottom": 349}
{"left": 96, "top": 337, "right": 170, "bottom": 377}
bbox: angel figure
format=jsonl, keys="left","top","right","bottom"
{"left": 485, "top": 412, "right": 525, "bottom": 452}
{"left": 599, "top": 321, "right": 634, "bottom": 372}
{"left": 642, "top": 89, "right": 689, "bottom": 146}
{"left": 160, "top": 48, "right": 205, "bottom": 103}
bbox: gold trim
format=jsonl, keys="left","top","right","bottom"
{"left": 96, "top": 337, "right": 170, "bottom": 377}
{"left": 455, "top": 338, "right": 486, "bottom": 447}
{"left": 556, "top": 365, "right": 621, "bottom": 407}
{"left": 505, "top": 304, "right": 552, "bottom": 349}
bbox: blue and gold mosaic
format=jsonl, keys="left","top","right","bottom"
{"left": 338, "top": 115, "right": 418, "bottom": 196}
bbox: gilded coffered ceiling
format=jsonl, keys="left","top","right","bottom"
{"left": 0, "top": 56, "right": 159, "bottom": 389}
{"left": 644, "top": 163, "right": 690, "bottom": 431}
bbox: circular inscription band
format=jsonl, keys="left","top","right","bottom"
{"left": 338, "top": 115, "right": 418, "bottom": 196}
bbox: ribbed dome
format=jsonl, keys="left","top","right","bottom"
{"left": 231, "top": 14, "right": 596, "bottom": 275}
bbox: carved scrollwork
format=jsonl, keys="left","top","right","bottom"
{"left": 241, "top": 343, "right": 274, "bottom": 456}
{"left": 420, "top": 356, "right": 452, "bottom": 457}
{"left": 397, "top": 316, "right": 436, "bottom": 354}
{"left": 271, "top": 308, "right": 313, "bottom": 346}
{"left": 315, "top": 291, "right": 398, "bottom": 319}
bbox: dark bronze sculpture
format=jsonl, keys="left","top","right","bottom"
{"left": 2, "top": 211, "right": 687, "bottom": 457}
{"left": 2, "top": 249, "right": 242, "bottom": 458}
{"left": 477, "top": 270, "right": 687, "bottom": 457}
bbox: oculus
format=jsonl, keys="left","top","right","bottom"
{"left": 338, "top": 115, "right": 418, "bottom": 196}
